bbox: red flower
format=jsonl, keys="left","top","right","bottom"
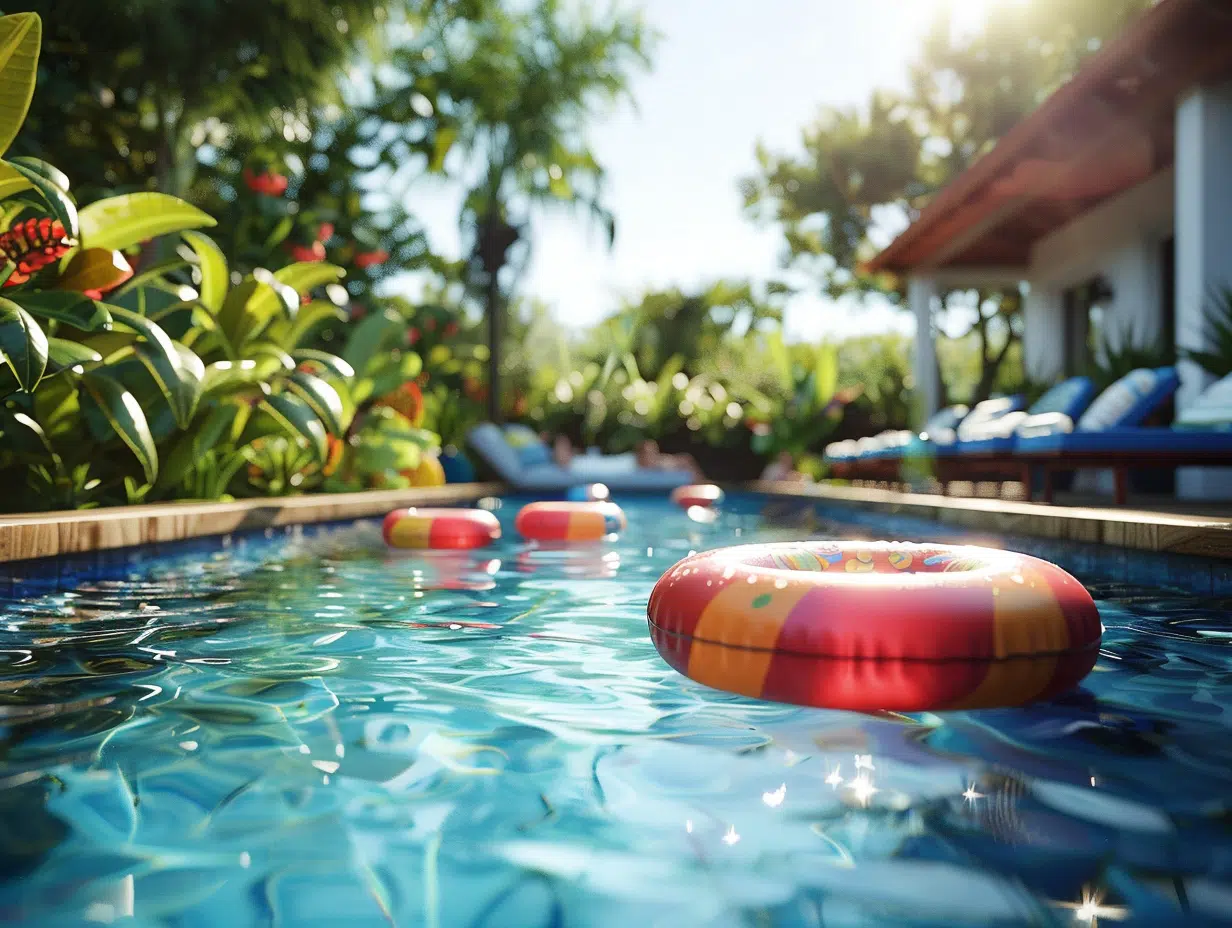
{"left": 354, "top": 249, "right": 389, "bottom": 269}
{"left": 82, "top": 289, "right": 103, "bottom": 300}
{"left": 286, "top": 241, "right": 326, "bottom": 263}
{"left": 243, "top": 168, "right": 288, "bottom": 196}
{"left": 374, "top": 380, "right": 424, "bottom": 426}
{"left": 0, "top": 218, "right": 77, "bottom": 287}
{"left": 317, "top": 223, "right": 335, "bottom": 243}
{"left": 350, "top": 304, "right": 367, "bottom": 321}
{"left": 406, "top": 326, "right": 420, "bottom": 345}
{"left": 443, "top": 321, "right": 458, "bottom": 337}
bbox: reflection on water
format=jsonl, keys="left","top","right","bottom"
{"left": 1, "top": 494, "right": 1231, "bottom": 926}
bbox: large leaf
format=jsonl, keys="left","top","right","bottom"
{"left": 6, "top": 155, "right": 69, "bottom": 192}
{"left": 202, "top": 360, "right": 266, "bottom": 396}
{"left": 55, "top": 248, "right": 133, "bottom": 293}
{"left": 342, "top": 308, "right": 405, "bottom": 373}
{"left": 0, "top": 161, "right": 31, "bottom": 200}
{"left": 286, "top": 370, "right": 347, "bottom": 436}
{"left": 9, "top": 159, "right": 78, "bottom": 238}
{"left": 217, "top": 276, "right": 294, "bottom": 351}
{"left": 77, "top": 192, "right": 215, "bottom": 252}
{"left": 160, "top": 400, "right": 241, "bottom": 489}
{"left": 291, "top": 349, "right": 355, "bottom": 379}
{"left": 181, "top": 230, "right": 228, "bottom": 313}
{"left": 79, "top": 372, "right": 158, "bottom": 482}
{"left": 0, "top": 405, "right": 54, "bottom": 457}
{"left": 279, "top": 300, "right": 347, "bottom": 349}
{"left": 134, "top": 340, "right": 204, "bottom": 429}
{"left": 45, "top": 337, "right": 102, "bottom": 371}
{"left": 262, "top": 392, "right": 328, "bottom": 462}
{"left": 0, "top": 13, "right": 40, "bottom": 158}
{"left": 0, "top": 296, "right": 47, "bottom": 391}
{"left": 16, "top": 290, "right": 113, "bottom": 331}
{"left": 273, "top": 262, "right": 344, "bottom": 297}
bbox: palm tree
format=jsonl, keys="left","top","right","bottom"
{"left": 430, "top": 0, "right": 651, "bottom": 422}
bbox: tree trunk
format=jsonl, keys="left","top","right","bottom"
{"left": 486, "top": 269, "right": 502, "bottom": 424}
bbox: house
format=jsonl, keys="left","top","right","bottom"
{"left": 866, "top": 0, "right": 1232, "bottom": 499}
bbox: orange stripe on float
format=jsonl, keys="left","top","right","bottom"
{"left": 687, "top": 580, "right": 812, "bottom": 698}
{"left": 567, "top": 509, "right": 606, "bottom": 540}
{"left": 388, "top": 517, "right": 434, "bottom": 548}
{"left": 945, "top": 566, "right": 1069, "bottom": 708}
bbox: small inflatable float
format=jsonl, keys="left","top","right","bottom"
{"left": 516, "top": 501, "right": 626, "bottom": 542}
{"left": 647, "top": 541, "right": 1101, "bottom": 711}
{"left": 383, "top": 508, "right": 500, "bottom": 550}
{"left": 670, "top": 484, "right": 723, "bottom": 509}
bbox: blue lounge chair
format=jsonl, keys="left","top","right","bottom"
{"left": 467, "top": 423, "right": 694, "bottom": 492}
{"left": 824, "top": 404, "right": 971, "bottom": 480}
{"left": 947, "top": 376, "right": 1097, "bottom": 456}
{"left": 1012, "top": 367, "right": 1232, "bottom": 503}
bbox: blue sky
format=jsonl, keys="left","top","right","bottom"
{"left": 407, "top": 0, "right": 989, "bottom": 343}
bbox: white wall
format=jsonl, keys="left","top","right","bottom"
{"left": 1026, "top": 168, "right": 1174, "bottom": 372}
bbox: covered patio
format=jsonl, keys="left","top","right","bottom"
{"left": 866, "top": 0, "right": 1232, "bottom": 501}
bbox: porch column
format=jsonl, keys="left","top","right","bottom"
{"left": 1175, "top": 79, "right": 1232, "bottom": 498}
{"left": 1023, "top": 283, "right": 1064, "bottom": 382}
{"left": 909, "top": 276, "right": 940, "bottom": 427}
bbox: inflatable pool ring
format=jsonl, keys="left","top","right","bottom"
{"left": 383, "top": 507, "right": 500, "bottom": 549}
{"left": 566, "top": 483, "right": 610, "bottom": 502}
{"left": 516, "top": 501, "right": 626, "bottom": 542}
{"left": 647, "top": 541, "right": 1101, "bottom": 712}
{"left": 670, "top": 484, "right": 723, "bottom": 509}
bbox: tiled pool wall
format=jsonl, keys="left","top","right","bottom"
{"left": 2, "top": 492, "right": 1230, "bottom": 599}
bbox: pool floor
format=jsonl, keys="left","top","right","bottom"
{"left": 1, "top": 494, "right": 1231, "bottom": 926}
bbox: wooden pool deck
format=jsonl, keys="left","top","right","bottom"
{"left": 0, "top": 481, "right": 1229, "bottom": 564}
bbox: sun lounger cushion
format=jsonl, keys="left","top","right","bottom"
{"left": 1175, "top": 373, "right": 1232, "bottom": 429}
{"left": 1075, "top": 367, "right": 1179, "bottom": 430}
{"left": 952, "top": 377, "right": 1097, "bottom": 454}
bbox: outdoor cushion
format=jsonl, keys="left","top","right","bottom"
{"left": 904, "top": 399, "right": 1019, "bottom": 458}
{"left": 1075, "top": 367, "right": 1178, "bottom": 430}
{"left": 953, "top": 377, "right": 1096, "bottom": 453}
{"left": 1015, "top": 426, "right": 1232, "bottom": 455}
{"left": 823, "top": 439, "right": 859, "bottom": 460}
{"left": 1176, "top": 372, "right": 1232, "bottom": 429}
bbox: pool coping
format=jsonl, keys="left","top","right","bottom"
{"left": 0, "top": 483, "right": 505, "bottom": 564}
{"left": 748, "top": 480, "right": 1232, "bottom": 560}
{"left": 2, "top": 480, "right": 1230, "bottom": 566}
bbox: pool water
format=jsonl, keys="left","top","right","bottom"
{"left": 2, "top": 494, "right": 1231, "bottom": 926}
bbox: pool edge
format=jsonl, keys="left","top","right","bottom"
{"left": 0, "top": 483, "right": 506, "bottom": 564}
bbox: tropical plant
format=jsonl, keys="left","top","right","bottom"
{"left": 0, "top": 13, "right": 221, "bottom": 510}
{"left": 744, "top": 336, "right": 846, "bottom": 457}
{"left": 1087, "top": 326, "right": 1176, "bottom": 393}
{"left": 1183, "top": 287, "right": 1232, "bottom": 379}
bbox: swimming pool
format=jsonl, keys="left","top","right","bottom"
{"left": 2, "top": 493, "right": 1231, "bottom": 926}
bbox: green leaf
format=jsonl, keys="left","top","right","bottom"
{"left": 134, "top": 340, "right": 204, "bottom": 428}
{"left": 46, "top": 337, "right": 102, "bottom": 371}
{"left": 0, "top": 405, "right": 54, "bottom": 457}
{"left": 0, "top": 296, "right": 47, "bottom": 391}
{"left": 0, "top": 160, "right": 31, "bottom": 199}
{"left": 218, "top": 276, "right": 295, "bottom": 351}
{"left": 202, "top": 360, "right": 267, "bottom": 396}
{"left": 79, "top": 372, "right": 158, "bottom": 482}
{"left": 262, "top": 215, "right": 294, "bottom": 251}
{"left": 428, "top": 125, "right": 458, "bottom": 173}
{"left": 355, "top": 351, "right": 422, "bottom": 405}
{"left": 291, "top": 349, "right": 355, "bottom": 379}
{"left": 9, "top": 159, "right": 78, "bottom": 238}
{"left": 274, "top": 261, "right": 344, "bottom": 297}
{"left": 7, "top": 156, "right": 69, "bottom": 193}
{"left": 287, "top": 370, "right": 346, "bottom": 436}
{"left": 77, "top": 192, "right": 215, "bottom": 252}
{"left": 342, "top": 308, "right": 405, "bottom": 374}
{"left": 813, "top": 342, "right": 838, "bottom": 408}
{"left": 281, "top": 300, "right": 346, "bottom": 349}
{"left": 262, "top": 392, "right": 328, "bottom": 462}
{"left": 15, "top": 290, "right": 112, "bottom": 331}
{"left": 111, "top": 256, "right": 191, "bottom": 297}
{"left": 181, "top": 230, "right": 228, "bottom": 314}
{"left": 160, "top": 400, "right": 241, "bottom": 489}
{"left": 0, "top": 13, "right": 41, "bottom": 159}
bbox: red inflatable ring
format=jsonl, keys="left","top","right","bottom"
{"left": 516, "top": 501, "right": 626, "bottom": 541}
{"left": 647, "top": 541, "right": 1101, "bottom": 711}
{"left": 383, "top": 508, "right": 500, "bottom": 550}
{"left": 670, "top": 484, "right": 723, "bottom": 509}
